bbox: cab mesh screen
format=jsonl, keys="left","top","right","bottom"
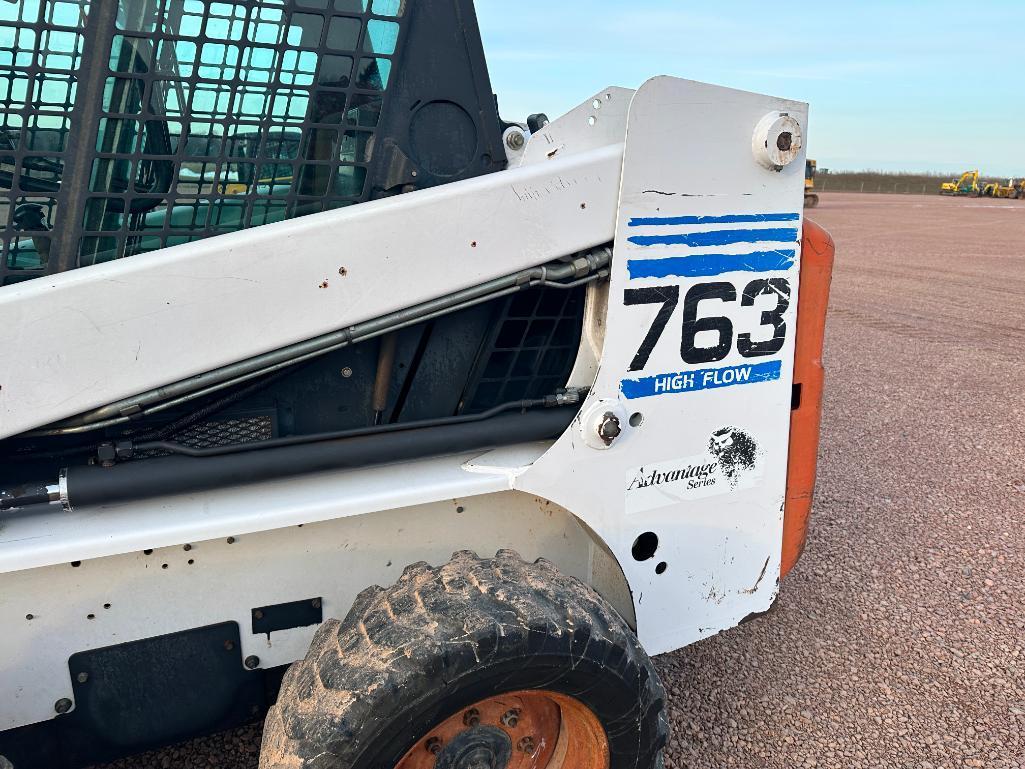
{"left": 0, "top": 0, "right": 405, "bottom": 284}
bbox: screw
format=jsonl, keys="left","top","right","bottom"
{"left": 311, "top": 598, "right": 322, "bottom": 609}
{"left": 224, "top": 640, "right": 235, "bottom": 651}
{"left": 517, "top": 736, "right": 536, "bottom": 754}
{"left": 76, "top": 671, "right": 89, "bottom": 684}
{"left": 244, "top": 655, "right": 260, "bottom": 669}
{"left": 226, "top": 536, "right": 236, "bottom": 544}
{"left": 463, "top": 708, "right": 481, "bottom": 727}
{"left": 597, "top": 412, "right": 622, "bottom": 445}
{"left": 54, "top": 698, "right": 72, "bottom": 714}
{"left": 341, "top": 367, "right": 353, "bottom": 378}
{"left": 253, "top": 609, "right": 264, "bottom": 620}
{"left": 425, "top": 737, "right": 442, "bottom": 755}
{"left": 501, "top": 708, "right": 520, "bottom": 728}
{"left": 183, "top": 543, "right": 192, "bottom": 551}
{"left": 776, "top": 131, "right": 793, "bottom": 152}
{"left": 505, "top": 130, "right": 525, "bottom": 151}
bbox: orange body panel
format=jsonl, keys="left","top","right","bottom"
{"left": 781, "top": 219, "right": 835, "bottom": 578}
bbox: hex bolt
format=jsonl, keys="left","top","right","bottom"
{"left": 311, "top": 598, "right": 322, "bottom": 609}
{"left": 517, "top": 736, "right": 536, "bottom": 754}
{"left": 76, "top": 671, "right": 89, "bottom": 684}
{"left": 500, "top": 708, "right": 520, "bottom": 728}
{"left": 463, "top": 707, "right": 481, "bottom": 727}
{"left": 597, "top": 412, "right": 622, "bottom": 445}
{"left": 505, "top": 130, "right": 526, "bottom": 151}
{"left": 54, "top": 698, "right": 72, "bottom": 714}
{"left": 425, "top": 737, "right": 442, "bottom": 755}
{"left": 244, "top": 655, "right": 260, "bottom": 670}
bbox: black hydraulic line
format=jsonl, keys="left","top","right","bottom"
{"left": 64, "top": 406, "right": 577, "bottom": 510}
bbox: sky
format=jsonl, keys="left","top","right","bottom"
{"left": 476, "top": 1, "right": 1025, "bottom": 176}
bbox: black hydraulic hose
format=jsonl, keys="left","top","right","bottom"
{"left": 63, "top": 406, "right": 577, "bottom": 510}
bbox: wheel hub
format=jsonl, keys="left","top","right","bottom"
{"left": 435, "top": 727, "right": 511, "bottom": 769}
{"left": 395, "top": 690, "right": 609, "bottom": 769}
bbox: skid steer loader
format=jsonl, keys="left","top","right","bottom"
{"left": 0, "top": 1, "right": 835, "bottom": 767}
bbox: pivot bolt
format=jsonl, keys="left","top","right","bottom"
{"left": 501, "top": 708, "right": 520, "bottom": 728}
{"left": 425, "top": 737, "right": 442, "bottom": 755}
{"left": 597, "top": 412, "right": 622, "bottom": 445}
{"left": 517, "top": 736, "right": 536, "bottom": 754}
{"left": 463, "top": 707, "right": 481, "bottom": 727}
{"left": 505, "top": 130, "right": 526, "bottom": 151}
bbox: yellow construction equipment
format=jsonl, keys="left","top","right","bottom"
{"left": 940, "top": 170, "right": 980, "bottom": 196}
{"left": 805, "top": 159, "right": 819, "bottom": 208}
{"left": 982, "top": 179, "right": 1020, "bottom": 199}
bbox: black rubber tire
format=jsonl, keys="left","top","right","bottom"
{"left": 260, "top": 550, "right": 667, "bottom": 769}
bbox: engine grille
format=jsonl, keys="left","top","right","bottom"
{"left": 460, "top": 285, "right": 586, "bottom": 414}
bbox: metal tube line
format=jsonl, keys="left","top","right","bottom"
{"left": 28, "top": 246, "right": 612, "bottom": 437}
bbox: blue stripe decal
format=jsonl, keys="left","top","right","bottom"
{"left": 621, "top": 360, "right": 782, "bottom": 400}
{"left": 627, "top": 250, "right": 795, "bottom": 280}
{"left": 628, "top": 227, "right": 799, "bottom": 248}
{"left": 628, "top": 213, "right": 800, "bottom": 227}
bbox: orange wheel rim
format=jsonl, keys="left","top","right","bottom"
{"left": 395, "top": 690, "right": 609, "bottom": 769}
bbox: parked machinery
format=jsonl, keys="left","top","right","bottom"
{"left": 940, "top": 170, "right": 981, "bottom": 196}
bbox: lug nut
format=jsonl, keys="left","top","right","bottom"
{"left": 425, "top": 737, "right": 442, "bottom": 755}
{"left": 517, "top": 736, "right": 536, "bottom": 754}
{"left": 463, "top": 708, "right": 481, "bottom": 727}
{"left": 501, "top": 708, "right": 520, "bottom": 728}
{"left": 597, "top": 412, "right": 622, "bottom": 445}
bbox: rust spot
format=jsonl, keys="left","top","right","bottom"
{"left": 580, "top": 203, "right": 587, "bottom": 210}
{"left": 547, "top": 147, "right": 560, "bottom": 159}
{"left": 470, "top": 241, "right": 477, "bottom": 248}
{"left": 338, "top": 267, "right": 348, "bottom": 276}
{"left": 319, "top": 280, "right": 330, "bottom": 289}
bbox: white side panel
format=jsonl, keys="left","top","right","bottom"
{"left": 0, "top": 145, "right": 621, "bottom": 439}
{"left": 518, "top": 77, "right": 808, "bottom": 655}
{"left": 0, "top": 492, "right": 597, "bottom": 730}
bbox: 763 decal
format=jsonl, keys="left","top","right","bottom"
{"left": 623, "top": 278, "right": 791, "bottom": 372}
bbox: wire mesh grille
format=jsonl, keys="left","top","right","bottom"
{"left": 0, "top": 0, "right": 406, "bottom": 285}
{"left": 461, "top": 286, "right": 586, "bottom": 413}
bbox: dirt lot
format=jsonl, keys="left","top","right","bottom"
{"left": 98, "top": 192, "right": 1025, "bottom": 768}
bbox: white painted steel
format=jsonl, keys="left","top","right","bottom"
{"left": 0, "top": 145, "right": 622, "bottom": 439}
{"left": 0, "top": 77, "right": 810, "bottom": 727}
{"left": 518, "top": 77, "right": 808, "bottom": 655}
{"left": 0, "top": 492, "right": 620, "bottom": 729}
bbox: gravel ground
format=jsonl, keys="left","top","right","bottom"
{"left": 96, "top": 192, "right": 1025, "bottom": 768}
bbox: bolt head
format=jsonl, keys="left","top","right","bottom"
{"left": 76, "top": 671, "right": 89, "bottom": 684}
{"left": 425, "top": 737, "right": 442, "bottom": 755}
{"left": 597, "top": 413, "right": 622, "bottom": 445}
{"left": 505, "top": 130, "right": 526, "bottom": 151}
{"left": 501, "top": 708, "right": 521, "bottom": 728}
{"left": 244, "top": 655, "right": 260, "bottom": 670}
{"left": 517, "top": 736, "right": 536, "bottom": 754}
{"left": 54, "top": 698, "right": 72, "bottom": 714}
{"left": 463, "top": 708, "right": 481, "bottom": 727}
